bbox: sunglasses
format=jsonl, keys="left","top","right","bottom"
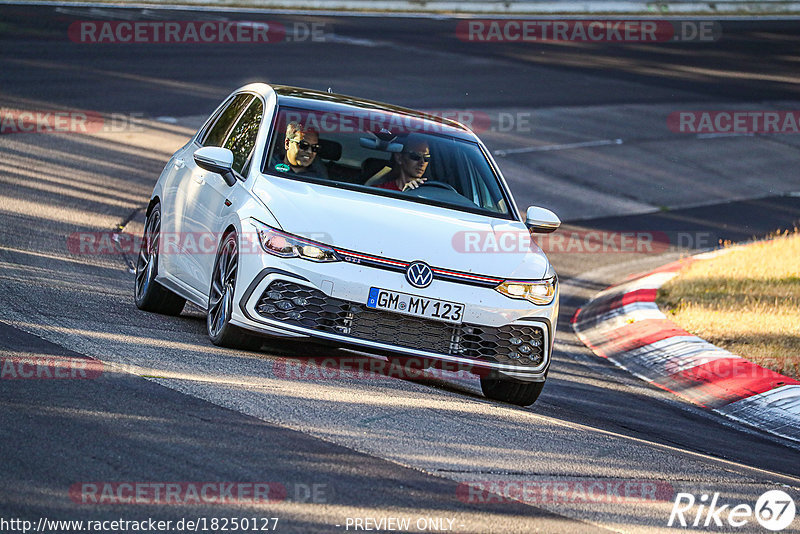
{"left": 289, "top": 139, "right": 320, "bottom": 153}
{"left": 404, "top": 151, "right": 431, "bottom": 162}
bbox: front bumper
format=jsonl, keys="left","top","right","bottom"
{"left": 232, "top": 259, "right": 557, "bottom": 382}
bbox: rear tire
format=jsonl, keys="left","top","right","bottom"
{"left": 134, "top": 203, "right": 186, "bottom": 316}
{"left": 480, "top": 373, "right": 546, "bottom": 406}
{"left": 207, "top": 231, "right": 263, "bottom": 351}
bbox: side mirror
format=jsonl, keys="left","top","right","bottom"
{"left": 194, "top": 147, "right": 237, "bottom": 187}
{"left": 525, "top": 206, "right": 561, "bottom": 234}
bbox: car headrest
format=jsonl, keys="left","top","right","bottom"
{"left": 318, "top": 139, "right": 342, "bottom": 161}
{"left": 361, "top": 157, "right": 393, "bottom": 177}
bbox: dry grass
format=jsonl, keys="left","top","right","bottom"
{"left": 657, "top": 230, "right": 800, "bottom": 379}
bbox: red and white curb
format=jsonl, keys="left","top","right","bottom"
{"left": 571, "top": 255, "right": 800, "bottom": 443}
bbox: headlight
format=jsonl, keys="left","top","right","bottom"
{"left": 495, "top": 276, "right": 556, "bottom": 305}
{"left": 250, "top": 220, "right": 339, "bottom": 263}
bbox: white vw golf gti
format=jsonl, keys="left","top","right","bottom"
{"left": 135, "top": 84, "right": 561, "bottom": 406}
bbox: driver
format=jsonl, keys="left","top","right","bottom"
{"left": 369, "top": 135, "right": 429, "bottom": 192}
{"left": 272, "top": 121, "right": 328, "bottom": 178}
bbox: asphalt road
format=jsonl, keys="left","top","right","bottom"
{"left": 1, "top": 6, "right": 800, "bottom": 533}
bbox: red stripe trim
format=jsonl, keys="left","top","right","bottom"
{"left": 620, "top": 259, "right": 691, "bottom": 282}
{"left": 432, "top": 268, "right": 502, "bottom": 283}
{"left": 588, "top": 319, "right": 690, "bottom": 355}
{"left": 575, "top": 256, "right": 800, "bottom": 410}
{"left": 336, "top": 250, "right": 407, "bottom": 267}
{"left": 334, "top": 249, "right": 503, "bottom": 284}
{"left": 650, "top": 258, "right": 693, "bottom": 274}
{"left": 583, "top": 288, "right": 658, "bottom": 317}
{"left": 666, "top": 359, "right": 800, "bottom": 406}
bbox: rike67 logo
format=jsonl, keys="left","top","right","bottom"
{"left": 668, "top": 490, "right": 796, "bottom": 531}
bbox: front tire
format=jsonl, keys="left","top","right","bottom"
{"left": 207, "top": 231, "right": 262, "bottom": 351}
{"left": 134, "top": 203, "right": 186, "bottom": 315}
{"left": 480, "top": 373, "right": 546, "bottom": 406}
{"left": 386, "top": 355, "right": 432, "bottom": 373}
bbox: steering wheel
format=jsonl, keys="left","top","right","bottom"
{"left": 418, "top": 180, "right": 458, "bottom": 193}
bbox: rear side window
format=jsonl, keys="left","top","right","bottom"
{"left": 202, "top": 94, "right": 253, "bottom": 147}
{"left": 224, "top": 98, "right": 264, "bottom": 175}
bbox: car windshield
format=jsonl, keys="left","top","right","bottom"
{"left": 263, "top": 106, "right": 512, "bottom": 218}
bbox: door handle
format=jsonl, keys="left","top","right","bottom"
{"left": 193, "top": 174, "right": 205, "bottom": 185}
{"left": 174, "top": 158, "right": 186, "bottom": 169}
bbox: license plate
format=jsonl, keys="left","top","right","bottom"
{"left": 366, "top": 287, "right": 464, "bottom": 324}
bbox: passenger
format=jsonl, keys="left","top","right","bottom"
{"left": 367, "top": 135, "right": 430, "bottom": 192}
{"left": 271, "top": 121, "right": 328, "bottom": 178}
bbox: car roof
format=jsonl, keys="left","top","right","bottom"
{"left": 266, "top": 85, "right": 477, "bottom": 141}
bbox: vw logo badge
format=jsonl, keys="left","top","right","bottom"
{"left": 406, "top": 261, "right": 433, "bottom": 288}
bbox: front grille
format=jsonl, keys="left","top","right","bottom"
{"left": 255, "top": 280, "right": 545, "bottom": 366}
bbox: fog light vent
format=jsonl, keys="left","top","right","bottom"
{"left": 276, "top": 300, "right": 294, "bottom": 311}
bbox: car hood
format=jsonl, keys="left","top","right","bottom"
{"left": 251, "top": 176, "right": 550, "bottom": 279}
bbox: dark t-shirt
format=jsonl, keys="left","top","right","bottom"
{"left": 269, "top": 155, "right": 328, "bottom": 179}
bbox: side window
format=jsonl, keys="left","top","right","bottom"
{"left": 224, "top": 98, "right": 264, "bottom": 176}
{"left": 202, "top": 94, "right": 253, "bottom": 147}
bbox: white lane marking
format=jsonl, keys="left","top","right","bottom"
{"left": 693, "top": 247, "right": 734, "bottom": 261}
{"left": 7, "top": 0, "right": 454, "bottom": 18}
{"left": 139, "top": 7, "right": 230, "bottom": 20}
{"left": 696, "top": 132, "right": 755, "bottom": 139}
{"left": 495, "top": 127, "right": 786, "bottom": 157}
{"left": 55, "top": 6, "right": 141, "bottom": 19}
{"left": 55, "top": 5, "right": 233, "bottom": 20}
{"left": 575, "top": 302, "right": 664, "bottom": 331}
{"left": 322, "top": 33, "right": 385, "bottom": 47}
{"left": 590, "top": 271, "right": 679, "bottom": 301}
{"left": 18, "top": 0, "right": 800, "bottom": 17}
{"left": 494, "top": 138, "right": 623, "bottom": 157}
